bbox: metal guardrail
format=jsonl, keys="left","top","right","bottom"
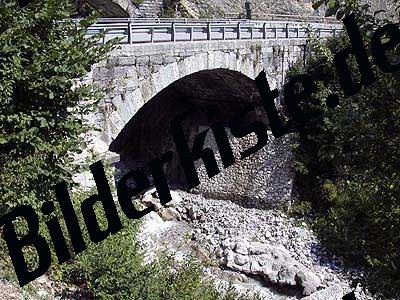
{"left": 85, "top": 18, "right": 343, "bottom": 44}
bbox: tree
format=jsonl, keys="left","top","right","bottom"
{"left": 0, "top": 0, "right": 116, "bottom": 214}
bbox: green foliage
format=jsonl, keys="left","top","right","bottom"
{"left": 161, "top": 7, "right": 176, "bottom": 18}
{"left": 0, "top": 0, "right": 118, "bottom": 289}
{"left": 65, "top": 223, "right": 264, "bottom": 299}
{"left": 288, "top": 6, "right": 400, "bottom": 298}
{"left": 0, "top": 0, "right": 117, "bottom": 213}
{"left": 160, "top": 0, "right": 177, "bottom": 18}
{"left": 288, "top": 200, "right": 312, "bottom": 217}
{"left": 198, "top": 4, "right": 224, "bottom": 19}
{"left": 313, "top": 0, "right": 398, "bottom": 21}
{"left": 57, "top": 187, "right": 262, "bottom": 300}
{"left": 131, "top": 0, "right": 144, "bottom": 6}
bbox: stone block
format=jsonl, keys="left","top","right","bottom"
{"left": 136, "top": 55, "right": 150, "bottom": 65}
{"left": 149, "top": 55, "right": 163, "bottom": 65}
{"left": 118, "top": 56, "right": 136, "bottom": 65}
{"left": 162, "top": 55, "right": 176, "bottom": 64}
{"left": 137, "top": 65, "right": 151, "bottom": 78}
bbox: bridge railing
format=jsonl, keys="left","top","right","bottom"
{"left": 85, "top": 19, "right": 343, "bottom": 44}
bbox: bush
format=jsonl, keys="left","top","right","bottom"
{"left": 287, "top": 4, "right": 400, "bottom": 298}
{"left": 131, "top": 0, "right": 144, "bottom": 7}
{"left": 0, "top": 0, "right": 117, "bottom": 289}
{"left": 0, "top": 0, "right": 116, "bottom": 214}
{"left": 58, "top": 187, "right": 262, "bottom": 300}
{"left": 161, "top": 7, "right": 176, "bottom": 18}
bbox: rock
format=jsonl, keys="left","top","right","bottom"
{"left": 85, "top": 0, "right": 137, "bottom": 17}
{"left": 296, "top": 270, "right": 322, "bottom": 296}
{"left": 141, "top": 188, "right": 163, "bottom": 210}
{"left": 222, "top": 241, "right": 321, "bottom": 295}
{"left": 221, "top": 239, "right": 232, "bottom": 250}
{"left": 277, "top": 267, "right": 297, "bottom": 286}
{"left": 142, "top": 193, "right": 158, "bottom": 206}
{"left": 216, "top": 226, "right": 224, "bottom": 234}
{"left": 234, "top": 242, "right": 249, "bottom": 255}
{"left": 160, "top": 207, "right": 180, "bottom": 221}
{"left": 134, "top": 191, "right": 373, "bottom": 300}
{"left": 142, "top": 211, "right": 164, "bottom": 224}
{"left": 302, "top": 284, "right": 344, "bottom": 300}
{"left": 164, "top": 190, "right": 183, "bottom": 208}
{"left": 238, "top": 273, "right": 248, "bottom": 282}
{"left": 234, "top": 254, "right": 249, "bottom": 266}
{"left": 188, "top": 206, "right": 199, "bottom": 219}
{"left": 248, "top": 241, "right": 267, "bottom": 255}
{"left": 215, "top": 248, "right": 223, "bottom": 258}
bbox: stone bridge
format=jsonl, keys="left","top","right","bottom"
{"left": 83, "top": 18, "right": 341, "bottom": 209}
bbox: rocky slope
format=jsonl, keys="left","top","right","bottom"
{"left": 175, "top": 0, "right": 321, "bottom": 18}
{"left": 80, "top": 0, "right": 395, "bottom": 19}
{"left": 136, "top": 189, "right": 374, "bottom": 300}
{"left": 79, "top": 0, "right": 325, "bottom": 18}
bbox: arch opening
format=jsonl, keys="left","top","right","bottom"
{"left": 110, "top": 68, "right": 293, "bottom": 208}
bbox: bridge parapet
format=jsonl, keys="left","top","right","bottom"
{"left": 85, "top": 18, "right": 343, "bottom": 44}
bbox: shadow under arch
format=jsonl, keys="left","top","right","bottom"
{"left": 109, "top": 68, "right": 267, "bottom": 189}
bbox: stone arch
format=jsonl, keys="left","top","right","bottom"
{"left": 100, "top": 49, "right": 265, "bottom": 148}
{"left": 109, "top": 67, "right": 261, "bottom": 177}
{"left": 107, "top": 66, "right": 294, "bottom": 209}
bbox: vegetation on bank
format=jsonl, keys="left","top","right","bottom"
{"left": 288, "top": 1, "right": 400, "bottom": 298}
{"left": 0, "top": 0, "right": 117, "bottom": 282}
{"left": 57, "top": 186, "right": 263, "bottom": 300}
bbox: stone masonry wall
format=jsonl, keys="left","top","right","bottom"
{"left": 82, "top": 38, "right": 313, "bottom": 208}
{"left": 191, "top": 127, "right": 296, "bottom": 209}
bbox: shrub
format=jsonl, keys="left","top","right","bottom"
{"left": 131, "top": 0, "right": 144, "bottom": 7}
{"left": 0, "top": 0, "right": 117, "bottom": 288}
{"left": 58, "top": 186, "right": 262, "bottom": 300}
{"left": 0, "top": 0, "right": 116, "bottom": 214}
{"left": 287, "top": 3, "right": 400, "bottom": 298}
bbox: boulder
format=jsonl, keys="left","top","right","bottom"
{"left": 302, "top": 284, "right": 344, "bottom": 300}
{"left": 160, "top": 207, "right": 180, "bottom": 221}
{"left": 222, "top": 241, "right": 322, "bottom": 296}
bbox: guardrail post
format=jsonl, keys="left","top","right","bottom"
{"left": 296, "top": 25, "right": 299, "bottom": 38}
{"left": 190, "top": 26, "right": 193, "bottom": 41}
{"left": 150, "top": 27, "right": 154, "bottom": 43}
{"left": 222, "top": 26, "right": 226, "bottom": 40}
{"left": 127, "top": 21, "right": 132, "bottom": 44}
{"left": 171, "top": 22, "right": 176, "bottom": 42}
{"left": 207, "top": 22, "right": 211, "bottom": 40}
{"left": 250, "top": 26, "right": 253, "bottom": 39}
{"left": 263, "top": 23, "right": 267, "bottom": 39}
{"left": 285, "top": 23, "right": 289, "bottom": 38}
{"left": 237, "top": 22, "right": 241, "bottom": 40}
{"left": 274, "top": 25, "right": 277, "bottom": 39}
{"left": 102, "top": 27, "right": 107, "bottom": 44}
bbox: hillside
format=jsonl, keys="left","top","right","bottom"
{"left": 80, "top": 0, "right": 324, "bottom": 18}
{"left": 171, "top": 0, "right": 322, "bottom": 18}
